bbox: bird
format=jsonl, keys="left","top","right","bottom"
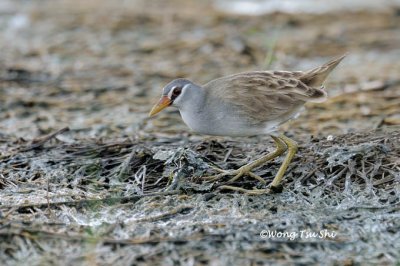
{"left": 149, "top": 55, "right": 345, "bottom": 194}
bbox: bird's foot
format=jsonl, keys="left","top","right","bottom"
{"left": 202, "top": 164, "right": 285, "bottom": 195}
{"left": 208, "top": 165, "right": 227, "bottom": 174}
{"left": 202, "top": 165, "right": 266, "bottom": 184}
{"left": 217, "top": 183, "right": 284, "bottom": 195}
{"left": 217, "top": 185, "right": 270, "bottom": 195}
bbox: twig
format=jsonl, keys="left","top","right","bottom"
{"left": 117, "top": 149, "right": 136, "bottom": 180}
{"left": 223, "top": 148, "right": 233, "bottom": 162}
{"left": 132, "top": 205, "right": 193, "bottom": 223}
{"left": 0, "top": 190, "right": 181, "bottom": 212}
{"left": 20, "top": 127, "right": 70, "bottom": 152}
{"left": 46, "top": 174, "right": 53, "bottom": 217}
{"left": 141, "top": 165, "right": 146, "bottom": 193}
{"left": 0, "top": 226, "right": 213, "bottom": 246}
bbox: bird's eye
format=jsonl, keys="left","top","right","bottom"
{"left": 173, "top": 87, "right": 181, "bottom": 96}
{"left": 171, "top": 87, "right": 182, "bottom": 98}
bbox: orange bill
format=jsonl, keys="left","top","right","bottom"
{"left": 149, "top": 96, "right": 171, "bottom": 116}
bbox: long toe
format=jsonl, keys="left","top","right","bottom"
{"left": 210, "top": 165, "right": 227, "bottom": 174}
{"left": 202, "top": 169, "right": 240, "bottom": 182}
{"left": 226, "top": 165, "right": 265, "bottom": 184}
{"left": 218, "top": 185, "right": 270, "bottom": 195}
{"left": 202, "top": 168, "right": 265, "bottom": 186}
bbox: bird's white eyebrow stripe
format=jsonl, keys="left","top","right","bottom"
{"left": 168, "top": 86, "right": 177, "bottom": 98}
{"left": 167, "top": 83, "right": 189, "bottom": 99}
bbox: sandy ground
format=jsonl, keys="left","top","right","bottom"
{"left": 0, "top": 0, "right": 399, "bottom": 265}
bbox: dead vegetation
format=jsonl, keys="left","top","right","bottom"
{"left": 0, "top": 0, "right": 399, "bottom": 265}
{"left": 1, "top": 126, "right": 399, "bottom": 265}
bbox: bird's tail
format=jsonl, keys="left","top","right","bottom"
{"left": 300, "top": 54, "right": 346, "bottom": 87}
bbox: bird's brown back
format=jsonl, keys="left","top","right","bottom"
{"left": 202, "top": 55, "right": 345, "bottom": 124}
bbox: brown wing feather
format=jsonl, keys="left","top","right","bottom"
{"left": 202, "top": 55, "right": 345, "bottom": 125}
{"left": 300, "top": 54, "right": 346, "bottom": 86}
{"left": 203, "top": 71, "right": 326, "bottom": 124}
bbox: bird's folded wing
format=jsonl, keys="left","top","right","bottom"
{"left": 203, "top": 71, "right": 327, "bottom": 123}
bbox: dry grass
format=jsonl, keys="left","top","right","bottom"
{"left": 0, "top": 0, "right": 399, "bottom": 265}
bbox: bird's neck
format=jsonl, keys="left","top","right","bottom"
{"left": 179, "top": 86, "right": 205, "bottom": 114}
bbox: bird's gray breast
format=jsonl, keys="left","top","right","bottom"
{"left": 179, "top": 100, "right": 263, "bottom": 136}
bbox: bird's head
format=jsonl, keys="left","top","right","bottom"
{"left": 149, "top": 79, "right": 196, "bottom": 116}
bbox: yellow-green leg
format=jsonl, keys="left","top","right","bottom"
{"left": 203, "top": 136, "right": 287, "bottom": 184}
{"left": 269, "top": 134, "right": 298, "bottom": 190}
{"left": 218, "top": 134, "right": 298, "bottom": 194}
